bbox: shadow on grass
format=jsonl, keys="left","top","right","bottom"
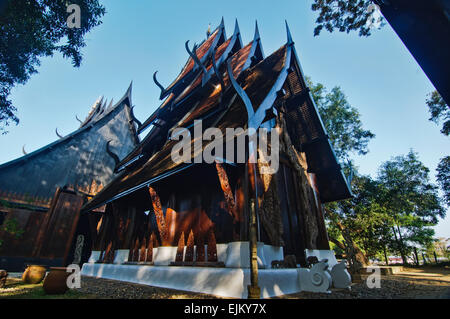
{"left": 0, "top": 278, "right": 96, "bottom": 299}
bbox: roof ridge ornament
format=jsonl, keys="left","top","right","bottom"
{"left": 106, "top": 140, "right": 120, "bottom": 167}
{"left": 206, "top": 23, "right": 211, "bottom": 38}
{"left": 254, "top": 20, "right": 261, "bottom": 41}
{"left": 55, "top": 128, "right": 64, "bottom": 139}
{"left": 131, "top": 106, "right": 143, "bottom": 130}
{"left": 22, "top": 145, "right": 27, "bottom": 155}
{"left": 285, "top": 20, "right": 294, "bottom": 46}
{"left": 75, "top": 115, "right": 83, "bottom": 126}
{"left": 125, "top": 81, "right": 133, "bottom": 105}
{"left": 234, "top": 18, "right": 240, "bottom": 36}
{"left": 153, "top": 71, "right": 166, "bottom": 100}
{"left": 107, "top": 99, "right": 114, "bottom": 111}
{"left": 226, "top": 58, "right": 255, "bottom": 120}
{"left": 185, "top": 40, "right": 208, "bottom": 83}
{"left": 233, "top": 18, "right": 243, "bottom": 48}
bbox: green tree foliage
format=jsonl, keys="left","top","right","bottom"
{"left": 308, "top": 78, "right": 375, "bottom": 162}
{"left": 325, "top": 172, "right": 393, "bottom": 269}
{"left": 426, "top": 91, "right": 449, "bottom": 207}
{"left": 308, "top": 77, "right": 376, "bottom": 268}
{"left": 377, "top": 150, "right": 445, "bottom": 264}
{"left": 308, "top": 77, "right": 445, "bottom": 266}
{"left": 426, "top": 90, "right": 450, "bottom": 136}
{"left": 0, "top": 0, "right": 106, "bottom": 133}
{"left": 311, "top": 0, "right": 384, "bottom": 36}
{"left": 436, "top": 156, "right": 450, "bottom": 206}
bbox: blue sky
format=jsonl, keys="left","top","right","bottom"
{"left": 1, "top": 0, "right": 448, "bottom": 237}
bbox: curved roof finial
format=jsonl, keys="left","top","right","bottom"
{"left": 226, "top": 59, "right": 255, "bottom": 119}
{"left": 106, "top": 140, "right": 120, "bottom": 167}
{"left": 22, "top": 145, "right": 27, "bottom": 155}
{"left": 55, "top": 128, "right": 64, "bottom": 139}
{"left": 185, "top": 40, "right": 208, "bottom": 75}
{"left": 153, "top": 71, "right": 165, "bottom": 100}
{"left": 131, "top": 106, "right": 143, "bottom": 130}
{"left": 75, "top": 115, "right": 83, "bottom": 126}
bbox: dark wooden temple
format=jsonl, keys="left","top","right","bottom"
{"left": 83, "top": 19, "right": 352, "bottom": 267}
{"left": 375, "top": 0, "right": 450, "bottom": 105}
{"left": 0, "top": 86, "right": 139, "bottom": 271}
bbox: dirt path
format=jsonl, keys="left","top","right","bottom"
{"left": 278, "top": 266, "right": 450, "bottom": 299}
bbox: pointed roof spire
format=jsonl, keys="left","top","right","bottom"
{"left": 112, "top": 81, "right": 134, "bottom": 110}
{"left": 285, "top": 20, "right": 294, "bottom": 46}
{"left": 107, "top": 98, "right": 114, "bottom": 111}
{"left": 126, "top": 81, "right": 133, "bottom": 99}
{"left": 233, "top": 18, "right": 240, "bottom": 35}
{"left": 254, "top": 20, "right": 261, "bottom": 41}
{"left": 97, "top": 95, "right": 104, "bottom": 106}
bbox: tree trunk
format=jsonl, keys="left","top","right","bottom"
{"left": 396, "top": 224, "right": 408, "bottom": 265}
{"left": 337, "top": 221, "right": 369, "bottom": 272}
{"left": 324, "top": 209, "right": 368, "bottom": 273}
{"left": 383, "top": 244, "right": 389, "bottom": 266}
{"left": 329, "top": 236, "right": 346, "bottom": 251}
{"left": 413, "top": 247, "right": 419, "bottom": 266}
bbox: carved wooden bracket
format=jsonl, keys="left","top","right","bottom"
{"left": 148, "top": 186, "right": 169, "bottom": 246}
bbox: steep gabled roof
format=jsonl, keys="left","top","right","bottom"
{"left": 138, "top": 19, "right": 233, "bottom": 135}
{"left": 83, "top": 20, "right": 352, "bottom": 211}
{"left": 0, "top": 84, "right": 139, "bottom": 208}
{"left": 83, "top": 41, "right": 287, "bottom": 212}
{"left": 122, "top": 22, "right": 263, "bottom": 172}
{"left": 160, "top": 18, "right": 226, "bottom": 99}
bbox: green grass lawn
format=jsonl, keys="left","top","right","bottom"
{"left": 0, "top": 278, "right": 96, "bottom": 299}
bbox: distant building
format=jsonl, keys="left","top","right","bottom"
{"left": 0, "top": 87, "right": 139, "bottom": 271}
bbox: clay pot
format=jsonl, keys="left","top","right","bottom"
{"left": 43, "top": 267, "right": 70, "bottom": 295}
{"left": 22, "top": 265, "right": 47, "bottom": 284}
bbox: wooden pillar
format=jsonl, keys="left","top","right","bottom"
{"left": 32, "top": 187, "right": 62, "bottom": 258}
{"left": 247, "top": 198, "right": 260, "bottom": 299}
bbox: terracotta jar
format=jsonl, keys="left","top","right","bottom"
{"left": 43, "top": 267, "right": 69, "bottom": 295}
{"left": 22, "top": 265, "right": 47, "bottom": 284}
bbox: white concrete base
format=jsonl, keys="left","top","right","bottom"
{"left": 216, "top": 244, "right": 228, "bottom": 263}
{"left": 113, "top": 250, "right": 129, "bottom": 264}
{"left": 88, "top": 242, "right": 284, "bottom": 268}
{"left": 263, "top": 245, "right": 284, "bottom": 266}
{"left": 81, "top": 263, "right": 301, "bottom": 298}
{"left": 225, "top": 242, "right": 267, "bottom": 268}
{"left": 88, "top": 251, "right": 101, "bottom": 263}
{"left": 82, "top": 247, "right": 348, "bottom": 296}
{"left": 153, "top": 247, "right": 178, "bottom": 266}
